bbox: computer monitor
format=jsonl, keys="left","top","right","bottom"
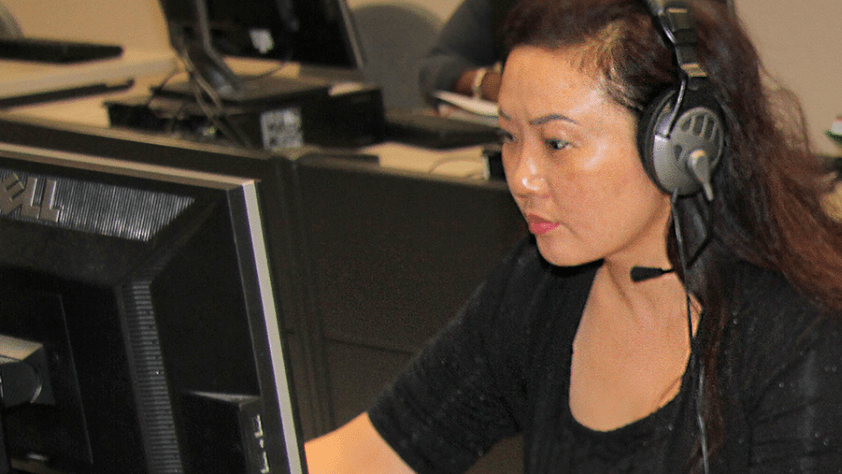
{"left": 161, "top": 0, "right": 363, "bottom": 68}
{"left": 157, "top": 0, "right": 364, "bottom": 102}
{"left": 0, "top": 142, "right": 306, "bottom": 474}
{"left": 0, "top": 111, "right": 377, "bottom": 440}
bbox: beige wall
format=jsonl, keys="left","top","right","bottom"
{"left": 737, "top": 0, "right": 842, "bottom": 155}
{"left": 2, "top": 0, "right": 171, "bottom": 51}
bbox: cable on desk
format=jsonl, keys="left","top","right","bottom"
{"left": 179, "top": 47, "right": 254, "bottom": 148}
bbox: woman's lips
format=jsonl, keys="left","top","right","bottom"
{"left": 526, "top": 214, "right": 559, "bottom": 235}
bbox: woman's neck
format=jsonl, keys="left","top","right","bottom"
{"left": 596, "top": 261, "right": 690, "bottom": 327}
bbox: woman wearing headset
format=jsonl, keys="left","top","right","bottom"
{"left": 307, "top": 0, "right": 842, "bottom": 472}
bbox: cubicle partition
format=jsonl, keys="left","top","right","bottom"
{"left": 293, "top": 155, "right": 525, "bottom": 427}
{"left": 293, "top": 155, "right": 527, "bottom": 474}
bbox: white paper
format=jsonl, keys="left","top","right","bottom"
{"left": 432, "top": 90, "right": 498, "bottom": 117}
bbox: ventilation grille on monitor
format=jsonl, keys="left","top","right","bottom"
{"left": 0, "top": 168, "right": 193, "bottom": 241}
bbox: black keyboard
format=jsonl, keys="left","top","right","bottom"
{"left": 385, "top": 111, "right": 500, "bottom": 149}
{"left": 0, "top": 37, "right": 123, "bottom": 63}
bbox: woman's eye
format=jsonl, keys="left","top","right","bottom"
{"left": 545, "top": 139, "right": 570, "bottom": 150}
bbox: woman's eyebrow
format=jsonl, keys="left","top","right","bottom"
{"left": 497, "top": 108, "right": 578, "bottom": 126}
{"left": 529, "top": 113, "right": 578, "bottom": 126}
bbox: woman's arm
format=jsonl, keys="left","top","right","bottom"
{"left": 305, "top": 413, "right": 417, "bottom": 474}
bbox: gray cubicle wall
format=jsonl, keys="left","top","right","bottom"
{"left": 293, "top": 155, "right": 526, "bottom": 474}
{"left": 294, "top": 155, "right": 525, "bottom": 422}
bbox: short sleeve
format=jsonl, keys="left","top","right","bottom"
{"left": 368, "top": 238, "right": 544, "bottom": 474}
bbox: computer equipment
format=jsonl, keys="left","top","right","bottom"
{"left": 384, "top": 111, "right": 500, "bottom": 150}
{"left": 0, "top": 37, "right": 123, "bottom": 63}
{"left": 0, "top": 141, "right": 306, "bottom": 474}
{"left": 105, "top": 81, "right": 333, "bottom": 150}
{"left": 637, "top": 0, "right": 726, "bottom": 201}
{"left": 0, "top": 111, "right": 379, "bottom": 439}
{"left": 157, "top": 0, "right": 363, "bottom": 104}
{"left": 159, "top": 0, "right": 363, "bottom": 70}
{"left": 0, "top": 79, "right": 134, "bottom": 109}
{"left": 121, "top": 0, "right": 383, "bottom": 150}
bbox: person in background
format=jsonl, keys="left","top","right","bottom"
{"left": 306, "top": 0, "right": 842, "bottom": 472}
{"left": 418, "top": 0, "right": 518, "bottom": 103}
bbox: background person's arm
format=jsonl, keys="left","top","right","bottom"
{"left": 418, "top": 0, "right": 497, "bottom": 102}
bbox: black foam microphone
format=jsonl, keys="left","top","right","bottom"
{"left": 630, "top": 266, "right": 674, "bottom": 282}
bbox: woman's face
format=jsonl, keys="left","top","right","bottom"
{"left": 498, "top": 45, "right": 672, "bottom": 269}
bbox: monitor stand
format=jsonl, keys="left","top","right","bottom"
{"left": 0, "top": 336, "right": 56, "bottom": 474}
{"left": 159, "top": 0, "right": 329, "bottom": 107}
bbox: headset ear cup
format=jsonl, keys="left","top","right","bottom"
{"left": 638, "top": 87, "right": 680, "bottom": 193}
{"left": 637, "top": 84, "right": 726, "bottom": 198}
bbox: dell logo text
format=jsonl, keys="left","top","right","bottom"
{"left": 0, "top": 174, "right": 61, "bottom": 223}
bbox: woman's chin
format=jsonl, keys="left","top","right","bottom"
{"left": 534, "top": 237, "right": 594, "bottom": 268}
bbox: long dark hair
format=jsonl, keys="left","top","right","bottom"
{"left": 500, "top": 0, "right": 842, "bottom": 470}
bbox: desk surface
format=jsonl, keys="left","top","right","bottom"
{"left": 0, "top": 48, "right": 178, "bottom": 99}
{"left": 3, "top": 54, "right": 491, "bottom": 181}
{"left": 365, "top": 142, "right": 487, "bottom": 180}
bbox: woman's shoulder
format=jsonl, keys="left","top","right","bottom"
{"left": 726, "top": 260, "right": 839, "bottom": 330}
{"left": 721, "top": 260, "right": 842, "bottom": 396}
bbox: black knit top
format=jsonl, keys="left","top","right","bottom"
{"left": 369, "top": 237, "right": 842, "bottom": 473}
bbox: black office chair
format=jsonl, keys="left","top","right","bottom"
{"left": 352, "top": 4, "right": 441, "bottom": 111}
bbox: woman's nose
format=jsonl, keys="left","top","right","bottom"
{"left": 505, "top": 146, "right": 547, "bottom": 198}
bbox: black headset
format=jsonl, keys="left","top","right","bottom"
{"left": 637, "top": 0, "right": 726, "bottom": 201}
{"left": 637, "top": 4, "right": 723, "bottom": 472}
